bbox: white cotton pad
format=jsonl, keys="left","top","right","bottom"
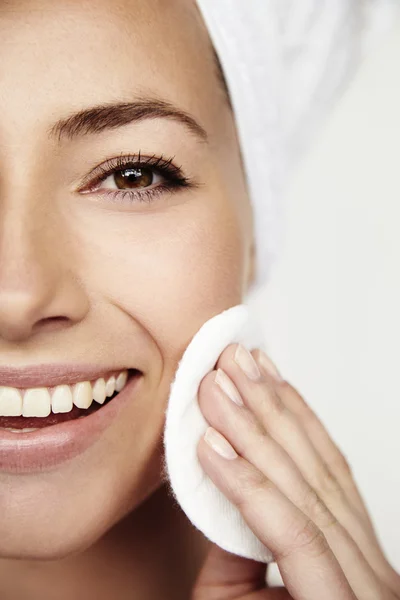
{"left": 163, "top": 304, "right": 274, "bottom": 563}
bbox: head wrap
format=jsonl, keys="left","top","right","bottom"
{"left": 196, "top": 0, "right": 398, "bottom": 296}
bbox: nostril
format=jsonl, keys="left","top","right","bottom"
{"left": 33, "top": 316, "right": 71, "bottom": 333}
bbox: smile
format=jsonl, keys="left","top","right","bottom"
{"left": 0, "top": 368, "right": 143, "bottom": 474}
{"left": 0, "top": 369, "right": 129, "bottom": 425}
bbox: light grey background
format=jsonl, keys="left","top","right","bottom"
{"left": 256, "top": 16, "right": 400, "bottom": 584}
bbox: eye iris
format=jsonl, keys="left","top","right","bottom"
{"left": 113, "top": 166, "right": 153, "bottom": 189}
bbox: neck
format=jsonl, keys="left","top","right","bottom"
{"left": 0, "top": 484, "right": 211, "bottom": 600}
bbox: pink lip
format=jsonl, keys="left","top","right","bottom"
{"left": 0, "top": 371, "right": 142, "bottom": 474}
{"left": 0, "top": 363, "right": 135, "bottom": 388}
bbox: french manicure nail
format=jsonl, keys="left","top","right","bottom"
{"left": 234, "top": 344, "right": 261, "bottom": 381}
{"left": 204, "top": 427, "right": 238, "bottom": 460}
{"left": 215, "top": 369, "right": 243, "bottom": 406}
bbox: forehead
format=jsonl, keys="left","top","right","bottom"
{"left": 0, "top": 0, "right": 222, "bottom": 138}
{"left": 0, "top": 0, "right": 206, "bottom": 48}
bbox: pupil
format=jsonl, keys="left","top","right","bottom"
{"left": 114, "top": 166, "right": 153, "bottom": 189}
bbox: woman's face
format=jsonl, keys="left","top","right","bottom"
{"left": 0, "top": 0, "right": 254, "bottom": 558}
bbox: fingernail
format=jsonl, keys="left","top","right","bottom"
{"left": 257, "top": 349, "right": 283, "bottom": 382}
{"left": 215, "top": 369, "right": 243, "bottom": 406}
{"left": 234, "top": 344, "right": 261, "bottom": 381}
{"left": 204, "top": 427, "right": 238, "bottom": 460}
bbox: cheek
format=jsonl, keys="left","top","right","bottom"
{"left": 75, "top": 194, "right": 247, "bottom": 349}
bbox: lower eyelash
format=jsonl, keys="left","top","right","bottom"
{"left": 94, "top": 183, "right": 177, "bottom": 204}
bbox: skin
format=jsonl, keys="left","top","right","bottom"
{"left": 0, "top": 0, "right": 253, "bottom": 598}
{"left": 0, "top": 1, "right": 397, "bottom": 599}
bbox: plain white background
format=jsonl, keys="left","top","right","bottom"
{"left": 255, "top": 15, "right": 400, "bottom": 583}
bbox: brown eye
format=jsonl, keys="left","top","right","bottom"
{"left": 113, "top": 166, "right": 155, "bottom": 189}
{"left": 80, "top": 154, "right": 191, "bottom": 204}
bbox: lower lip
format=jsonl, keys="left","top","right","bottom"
{"left": 0, "top": 371, "right": 142, "bottom": 474}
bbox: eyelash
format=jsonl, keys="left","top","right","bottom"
{"left": 80, "top": 152, "right": 193, "bottom": 204}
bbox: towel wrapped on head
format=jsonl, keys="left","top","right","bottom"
{"left": 196, "top": 0, "right": 398, "bottom": 294}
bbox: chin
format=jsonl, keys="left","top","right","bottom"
{"left": 0, "top": 497, "right": 121, "bottom": 560}
{"left": 0, "top": 449, "right": 165, "bottom": 561}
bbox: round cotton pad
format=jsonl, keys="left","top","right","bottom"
{"left": 163, "top": 304, "right": 274, "bottom": 563}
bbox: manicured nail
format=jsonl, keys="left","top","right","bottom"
{"left": 234, "top": 344, "right": 261, "bottom": 381}
{"left": 215, "top": 369, "right": 243, "bottom": 406}
{"left": 257, "top": 349, "right": 283, "bottom": 382}
{"left": 204, "top": 427, "right": 238, "bottom": 460}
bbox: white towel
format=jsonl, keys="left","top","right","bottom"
{"left": 196, "top": 0, "right": 399, "bottom": 295}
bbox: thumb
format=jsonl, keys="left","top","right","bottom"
{"left": 192, "top": 542, "right": 269, "bottom": 598}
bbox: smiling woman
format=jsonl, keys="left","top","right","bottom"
{"left": 0, "top": 0, "right": 252, "bottom": 598}
{"left": 0, "top": 1, "right": 397, "bottom": 599}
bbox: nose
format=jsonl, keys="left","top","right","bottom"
{"left": 0, "top": 204, "right": 89, "bottom": 343}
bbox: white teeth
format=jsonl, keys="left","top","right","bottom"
{"left": 105, "top": 375, "right": 116, "bottom": 397}
{"left": 0, "top": 369, "right": 130, "bottom": 418}
{"left": 0, "top": 387, "right": 23, "bottom": 416}
{"left": 22, "top": 388, "right": 51, "bottom": 417}
{"left": 72, "top": 381, "right": 93, "bottom": 409}
{"left": 92, "top": 378, "right": 106, "bottom": 405}
{"left": 51, "top": 385, "right": 73, "bottom": 414}
{"left": 116, "top": 371, "right": 128, "bottom": 392}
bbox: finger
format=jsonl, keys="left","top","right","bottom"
{"left": 255, "top": 359, "right": 373, "bottom": 531}
{"left": 216, "top": 345, "right": 347, "bottom": 508}
{"left": 251, "top": 350, "right": 398, "bottom": 590}
{"left": 198, "top": 373, "right": 391, "bottom": 600}
{"left": 216, "top": 345, "right": 392, "bottom": 584}
{"left": 197, "top": 428, "right": 357, "bottom": 600}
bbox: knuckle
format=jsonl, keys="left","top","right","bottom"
{"left": 302, "top": 488, "right": 338, "bottom": 530}
{"left": 258, "top": 384, "right": 286, "bottom": 419}
{"left": 229, "top": 466, "right": 269, "bottom": 510}
{"left": 269, "top": 387, "right": 286, "bottom": 415}
{"left": 314, "top": 464, "right": 342, "bottom": 497}
{"left": 245, "top": 416, "right": 268, "bottom": 444}
{"left": 280, "top": 519, "right": 330, "bottom": 560}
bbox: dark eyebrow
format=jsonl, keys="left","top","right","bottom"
{"left": 48, "top": 98, "right": 208, "bottom": 143}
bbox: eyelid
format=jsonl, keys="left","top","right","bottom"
{"left": 78, "top": 151, "right": 187, "bottom": 192}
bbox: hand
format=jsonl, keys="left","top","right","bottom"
{"left": 192, "top": 344, "right": 400, "bottom": 599}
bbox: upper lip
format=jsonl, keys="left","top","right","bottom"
{"left": 0, "top": 364, "right": 135, "bottom": 388}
